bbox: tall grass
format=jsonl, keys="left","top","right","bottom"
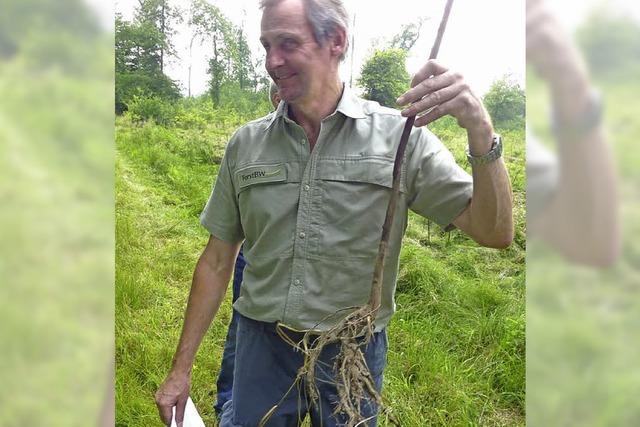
{"left": 116, "top": 101, "right": 525, "bottom": 426}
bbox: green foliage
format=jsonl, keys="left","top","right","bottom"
{"left": 189, "top": 0, "right": 258, "bottom": 105}
{"left": 134, "top": 0, "right": 183, "bottom": 72}
{"left": 219, "top": 82, "right": 272, "bottom": 117}
{"left": 115, "top": 13, "right": 181, "bottom": 113}
{"left": 127, "top": 95, "right": 177, "bottom": 126}
{"left": 228, "top": 26, "right": 255, "bottom": 90}
{"left": 389, "top": 17, "right": 426, "bottom": 52}
{"left": 123, "top": 89, "right": 271, "bottom": 129}
{"left": 358, "top": 48, "right": 410, "bottom": 108}
{"left": 483, "top": 76, "right": 525, "bottom": 131}
{"left": 576, "top": 9, "right": 640, "bottom": 79}
{"left": 115, "top": 70, "right": 181, "bottom": 114}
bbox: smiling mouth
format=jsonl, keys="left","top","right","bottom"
{"left": 277, "top": 74, "right": 295, "bottom": 81}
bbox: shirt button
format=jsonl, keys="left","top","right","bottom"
{"left": 300, "top": 139, "right": 305, "bottom": 144}
{"left": 303, "top": 184, "right": 310, "bottom": 191}
{"left": 298, "top": 232, "right": 306, "bottom": 239}
{"left": 294, "top": 279, "right": 301, "bottom": 286}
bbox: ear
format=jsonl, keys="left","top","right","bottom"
{"left": 329, "top": 26, "right": 347, "bottom": 59}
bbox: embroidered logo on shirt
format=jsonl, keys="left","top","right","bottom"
{"left": 236, "top": 164, "right": 287, "bottom": 189}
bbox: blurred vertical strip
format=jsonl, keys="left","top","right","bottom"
{"left": 527, "top": 0, "right": 640, "bottom": 424}
{"left": 0, "top": 0, "right": 114, "bottom": 424}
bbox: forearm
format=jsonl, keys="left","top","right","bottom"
{"left": 170, "top": 239, "right": 240, "bottom": 374}
{"left": 534, "top": 126, "right": 619, "bottom": 265}
{"left": 463, "top": 128, "right": 514, "bottom": 248}
{"left": 468, "top": 162, "right": 513, "bottom": 248}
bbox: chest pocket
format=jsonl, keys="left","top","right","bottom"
{"left": 234, "top": 162, "right": 302, "bottom": 257}
{"left": 311, "top": 157, "right": 406, "bottom": 259}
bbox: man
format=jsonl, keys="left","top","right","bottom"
{"left": 156, "top": 0, "right": 513, "bottom": 425}
{"left": 213, "top": 81, "right": 282, "bottom": 417}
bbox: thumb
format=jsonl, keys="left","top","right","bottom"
{"left": 175, "top": 395, "right": 188, "bottom": 427}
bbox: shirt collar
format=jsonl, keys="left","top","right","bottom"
{"left": 266, "top": 84, "right": 366, "bottom": 130}
{"left": 334, "top": 84, "right": 366, "bottom": 119}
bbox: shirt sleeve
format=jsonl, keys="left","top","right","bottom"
{"left": 199, "top": 143, "right": 245, "bottom": 243}
{"left": 404, "top": 127, "right": 473, "bottom": 228}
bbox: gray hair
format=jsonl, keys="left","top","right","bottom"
{"left": 260, "top": 0, "right": 350, "bottom": 61}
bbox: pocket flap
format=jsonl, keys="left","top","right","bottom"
{"left": 316, "top": 158, "right": 398, "bottom": 189}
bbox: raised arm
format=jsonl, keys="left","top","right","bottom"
{"left": 397, "top": 59, "right": 513, "bottom": 248}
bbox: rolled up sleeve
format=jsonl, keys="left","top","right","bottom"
{"left": 405, "top": 128, "right": 473, "bottom": 228}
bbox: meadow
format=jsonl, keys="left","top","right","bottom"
{"left": 115, "top": 97, "right": 526, "bottom": 426}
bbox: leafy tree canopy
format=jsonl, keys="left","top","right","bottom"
{"left": 482, "top": 75, "right": 525, "bottom": 131}
{"left": 358, "top": 48, "right": 410, "bottom": 108}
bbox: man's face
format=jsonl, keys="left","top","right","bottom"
{"left": 260, "top": 0, "right": 334, "bottom": 104}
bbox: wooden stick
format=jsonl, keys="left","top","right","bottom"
{"left": 368, "top": 0, "right": 455, "bottom": 310}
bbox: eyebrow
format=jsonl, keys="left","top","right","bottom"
{"left": 260, "top": 32, "right": 300, "bottom": 44}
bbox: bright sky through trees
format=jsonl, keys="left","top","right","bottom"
{"left": 115, "top": 0, "right": 526, "bottom": 96}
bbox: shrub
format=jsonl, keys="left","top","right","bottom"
{"left": 483, "top": 76, "right": 525, "bottom": 131}
{"left": 358, "top": 48, "right": 410, "bottom": 108}
{"left": 127, "top": 95, "right": 177, "bottom": 126}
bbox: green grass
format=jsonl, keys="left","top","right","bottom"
{"left": 116, "top": 103, "right": 525, "bottom": 426}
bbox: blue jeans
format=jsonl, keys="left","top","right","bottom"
{"left": 219, "top": 314, "right": 388, "bottom": 427}
{"left": 214, "top": 248, "right": 245, "bottom": 415}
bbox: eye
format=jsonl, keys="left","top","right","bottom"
{"left": 281, "top": 38, "right": 298, "bottom": 51}
{"left": 261, "top": 42, "right": 270, "bottom": 52}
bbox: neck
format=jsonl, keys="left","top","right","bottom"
{"left": 289, "top": 77, "right": 343, "bottom": 139}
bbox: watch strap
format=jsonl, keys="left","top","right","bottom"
{"left": 466, "top": 134, "right": 502, "bottom": 166}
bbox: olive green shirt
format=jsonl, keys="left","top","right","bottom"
{"left": 200, "top": 86, "right": 473, "bottom": 332}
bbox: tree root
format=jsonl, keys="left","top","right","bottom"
{"left": 271, "top": 306, "right": 399, "bottom": 427}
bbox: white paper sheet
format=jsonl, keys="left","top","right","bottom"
{"left": 170, "top": 397, "right": 205, "bottom": 427}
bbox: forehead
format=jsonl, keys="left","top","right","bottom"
{"left": 260, "top": 0, "right": 312, "bottom": 41}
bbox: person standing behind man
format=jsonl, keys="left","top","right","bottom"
{"left": 156, "top": 0, "right": 513, "bottom": 425}
{"left": 213, "top": 81, "right": 281, "bottom": 417}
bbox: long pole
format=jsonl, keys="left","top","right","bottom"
{"left": 368, "top": 0, "right": 455, "bottom": 310}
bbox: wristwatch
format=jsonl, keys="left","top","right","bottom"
{"left": 466, "top": 134, "right": 502, "bottom": 166}
{"left": 550, "top": 88, "right": 603, "bottom": 139}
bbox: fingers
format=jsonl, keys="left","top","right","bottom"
{"left": 410, "top": 59, "right": 449, "bottom": 88}
{"left": 397, "top": 70, "right": 459, "bottom": 108}
{"left": 414, "top": 94, "right": 469, "bottom": 128}
{"left": 175, "top": 395, "right": 188, "bottom": 427}
{"left": 413, "top": 97, "right": 457, "bottom": 127}
{"left": 400, "top": 81, "right": 466, "bottom": 118}
{"left": 398, "top": 59, "right": 488, "bottom": 130}
{"left": 155, "top": 390, "right": 174, "bottom": 426}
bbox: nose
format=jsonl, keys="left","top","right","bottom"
{"left": 265, "top": 48, "right": 284, "bottom": 72}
